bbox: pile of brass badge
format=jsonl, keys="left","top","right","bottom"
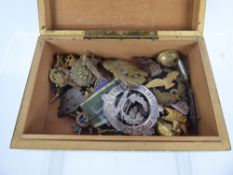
{"left": 49, "top": 50, "right": 197, "bottom": 136}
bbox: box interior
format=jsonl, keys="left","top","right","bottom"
{"left": 46, "top": 0, "right": 195, "bottom": 31}
{"left": 23, "top": 38, "right": 219, "bottom": 137}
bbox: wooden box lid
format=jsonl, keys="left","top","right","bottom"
{"left": 38, "top": 0, "right": 206, "bottom": 37}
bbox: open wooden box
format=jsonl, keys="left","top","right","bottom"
{"left": 11, "top": 0, "right": 230, "bottom": 150}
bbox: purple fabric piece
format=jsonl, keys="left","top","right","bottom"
{"left": 95, "top": 80, "right": 109, "bottom": 91}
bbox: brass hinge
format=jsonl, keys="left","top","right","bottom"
{"left": 84, "top": 31, "right": 158, "bottom": 40}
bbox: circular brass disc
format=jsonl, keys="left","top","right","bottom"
{"left": 49, "top": 67, "right": 69, "bottom": 87}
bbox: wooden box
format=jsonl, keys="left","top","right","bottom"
{"left": 11, "top": 0, "right": 230, "bottom": 150}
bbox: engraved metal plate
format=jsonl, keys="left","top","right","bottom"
{"left": 102, "top": 84, "right": 159, "bottom": 135}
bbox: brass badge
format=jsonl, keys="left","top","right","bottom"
{"left": 146, "top": 71, "right": 179, "bottom": 89}
{"left": 64, "top": 54, "right": 77, "bottom": 68}
{"left": 49, "top": 67, "right": 69, "bottom": 88}
{"left": 153, "top": 89, "right": 180, "bottom": 105}
{"left": 70, "top": 57, "right": 96, "bottom": 87}
{"left": 162, "top": 107, "right": 188, "bottom": 134}
{"left": 156, "top": 120, "right": 175, "bottom": 136}
{"left": 102, "top": 60, "right": 148, "bottom": 85}
{"left": 54, "top": 54, "right": 66, "bottom": 67}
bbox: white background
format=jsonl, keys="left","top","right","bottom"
{"left": 0, "top": 0, "right": 233, "bottom": 175}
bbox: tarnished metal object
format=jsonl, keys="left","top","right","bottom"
{"left": 136, "top": 58, "right": 162, "bottom": 78}
{"left": 146, "top": 71, "right": 179, "bottom": 89}
{"left": 157, "top": 50, "right": 180, "bottom": 68}
{"left": 158, "top": 105, "right": 165, "bottom": 113}
{"left": 48, "top": 52, "right": 196, "bottom": 136}
{"left": 49, "top": 67, "right": 70, "bottom": 88}
{"left": 82, "top": 54, "right": 110, "bottom": 80}
{"left": 177, "top": 78, "right": 186, "bottom": 97}
{"left": 162, "top": 107, "right": 188, "bottom": 134}
{"left": 96, "top": 128, "right": 122, "bottom": 135}
{"left": 83, "top": 87, "right": 94, "bottom": 98}
{"left": 65, "top": 54, "right": 77, "bottom": 68}
{"left": 171, "top": 101, "right": 189, "bottom": 115}
{"left": 177, "top": 58, "right": 198, "bottom": 134}
{"left": 102, "top": 60, "right": 148, "bottom": 85}
{"left": 70, "top": 58, "right": 96, "bottom": 87}
{"left": 148, "top": 62, "right": 163, "bottom": 78}
{"left": 75, "top": 111, "right": 90, "bottom": 128}
{"left": 177, "top": 59, "right": 188, "bottom": 81}
{"left": 72, "top": 123, "right": 82, "bottom": 134}
{"left": 49, "top": 87, "right": 69, "bottom": 104}
{"left": 58, "top": 88, "right": 87, "bottom": 116}
{"left": 55, "top": 54, "right": 66, "bottom": 68}
{"left": 102, "top": 83, "right": 159, "bottom": 135}
{"left": 122, "top": 96, "right": 148, "bottom": 126}
{"left": 84, "top": 30, "right": 158, "bottom": 40}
